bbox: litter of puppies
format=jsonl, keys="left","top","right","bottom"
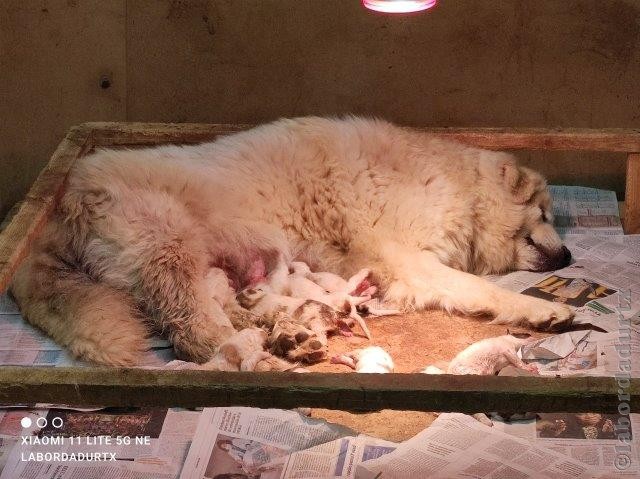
{"left": 179, "top": 257, "right": 543, "bottom": 393}
{"left": 190, "top": 257, "right": 390, "bottom": 370}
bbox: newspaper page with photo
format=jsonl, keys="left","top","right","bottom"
{"left": 180, "top": 407, "right": 354, "bottom": 479}
{"left": 491, "top": 413, "right": 640, "bottom": 477}
{"left": 355, "top": 413, "right": 593, "bottom": 479}
{"left": 0, "top": 407, "right": 201, "bottom": 479}
{"left": 0, "top": 313, "right": 79, "bottom": 367}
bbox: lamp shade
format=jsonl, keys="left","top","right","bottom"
{"left": 362, "top": 0, "right": 437, "bottom": 13}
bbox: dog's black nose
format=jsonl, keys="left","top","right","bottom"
{"left": 561, "top": 245, "right": 572, "bottom": 266}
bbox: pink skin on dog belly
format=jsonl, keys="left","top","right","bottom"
{"left": 246, "top": 256, "right": 267, "bottom": 287}
{"left": 212, "top": 252, "right": 267, "bottom": 291}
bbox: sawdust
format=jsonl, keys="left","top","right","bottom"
{"left": 307, "top": 310, "right": 551, "bottom": 442}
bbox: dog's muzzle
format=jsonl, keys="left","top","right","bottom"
{"left": 534, "top": 245, "right": 572, "bottom": 272}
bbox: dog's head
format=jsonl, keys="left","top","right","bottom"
{"left": 477, "top": 156, "right": 571, "bottom": 274}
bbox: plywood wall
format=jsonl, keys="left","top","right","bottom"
{"left": 2, "top": 0, "right": 640, "bottom": 218}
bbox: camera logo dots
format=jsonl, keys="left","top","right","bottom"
{"left": 21, "top": 416, "right": 63, "bottom": 428}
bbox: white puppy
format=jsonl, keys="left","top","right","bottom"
{"left": 421, "top": 332, "right": 538, "bottom": 427}
{"left": 445, "top": 332, "right": 538, "bottom": 375}
{"left": 331, "top": 346, "right": 395, "bottom": 373}
{"left": 291, "top": 262, "right": 375, "bottom": 296}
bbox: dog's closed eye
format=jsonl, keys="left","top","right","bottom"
{"left": 540, "top": 208, "right": 548, "bottom": 223}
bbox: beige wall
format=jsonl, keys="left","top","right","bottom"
{"left": 2, "top": 0, "right": 640, "bottom": 217}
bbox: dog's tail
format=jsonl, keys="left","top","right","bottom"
{"left": 9, "top": 222, "right": 150, "bottom": 366}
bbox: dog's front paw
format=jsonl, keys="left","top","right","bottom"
{"left": 492, "top": 298, "right": 574, "bottom": 331}
{"left": 524, "top": 300, "right": 574, "bottom": 331}
{"left": 269, "top": 319, "right": 327, "bottom": 363}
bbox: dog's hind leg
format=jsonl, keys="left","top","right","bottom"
{"left": 381, "top": 246, "right": 574, "bottom": 331}
{"left": 75, "top": 190, "right": 236, "bottom": 363}
{"left": 10, "top": 225, "right": 150, "bottom": 366}
{"left": 131, "top": 227, "right": 237, "bottom": 363}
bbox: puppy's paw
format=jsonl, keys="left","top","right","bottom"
{"left": 237, "top": 287, "right": 267, "bottom": 309}
{"left": 269, "top": 319, "right": 327, "bottom": 363}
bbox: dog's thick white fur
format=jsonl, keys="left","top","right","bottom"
{"left": 11, "top": 116, "right": 573, "bottom": 365}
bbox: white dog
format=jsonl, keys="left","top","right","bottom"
{"left": 11, "top": 116, "right": 574, "bottom": 365}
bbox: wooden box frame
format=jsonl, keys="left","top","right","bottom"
{"left": 0, "top": 123, "right": 638, "bottom": 413}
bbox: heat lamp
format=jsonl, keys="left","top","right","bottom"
{"left": 362, "top": 0, "right": 437, "bottom": 14}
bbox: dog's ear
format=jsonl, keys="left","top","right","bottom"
{"left": 499, "top": 159, "right": 546, "bottom": 204}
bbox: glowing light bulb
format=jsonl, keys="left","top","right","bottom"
{"left": 362, "top": 0, "right": 437, "bottom": 14}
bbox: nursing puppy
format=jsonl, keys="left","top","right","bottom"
{"left": 11, "top": 117, "right": 573, "bottom": 365}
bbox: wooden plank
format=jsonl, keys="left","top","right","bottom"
{"left": 0, "top": 367, "right": 635, "bottom": 413}
{"left": 624, "top": 153, "right": 640, "bottom": 234}
{"left": 85, "top": 121, "right": 640, "bottom": 152}
{"left": 425, "top": 128, "right": 640, "bottom": 152}
{"left": 0, "top": 126, "right": 92, "bottom": 293}
{"left": 87, "top": 121, "right": 254, "bottom": 146}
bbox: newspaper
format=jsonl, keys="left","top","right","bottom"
{"left": 549, "top": 185, "right": 623, "bottom": 236}
{"left": 596, "top": 329, "right": 640, "bottom": 378}
{"left": 282, "top": 434, "right": 396, "bottom": 478}
{"left": 0, "top": 313, "right": 80, "bottom": 367}
{"left": 491, "top": 413, "right": 640, "bottom": 477}
{"left": 0, "top": 407, "right": 201, "bottom": 479}
{"left": 517, "top": 326, "right": 640, "bottom": 379}
{"left": 180, "top": 407, "right": 355, "bottom": 479}
{"left": 356, "top": 413, "right": 594, "bottom": 478}
{"left": 521, "top": 330, "right": 602, "bottom": 376}
{"left": 0, "top": 438, "right": 17, "bottom": 473}
{"left": 0, "top": 294, "right": 19, "bottom": 315}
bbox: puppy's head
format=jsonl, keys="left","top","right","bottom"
{"left": 496, "top": 158, "right": 571, "bottom": 273}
